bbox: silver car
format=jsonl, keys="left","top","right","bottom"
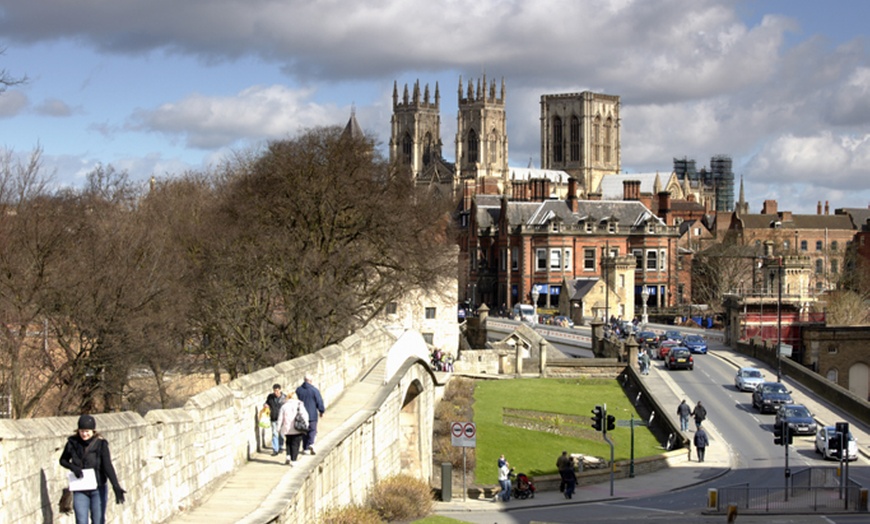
{"left": 735, "top": 367, "right": 765, "bottom": 392}
{"left": 815, "top": 426, "right": 858, "bottom": 461}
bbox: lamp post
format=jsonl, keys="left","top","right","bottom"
{"left": 641, "top": 286, "right": 649, "bottom": 325}
{"left": 776, "top": 257, "right": 783, "bottom": 383}
{"left": 531, "top": 286, "right": 540, "bottom": 324}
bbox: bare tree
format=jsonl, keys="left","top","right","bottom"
{"left": 0, "top": 47, "right": 26, "bottom": 92}
{"left": 692, "top": 240, "right": 759, "bottom": 310}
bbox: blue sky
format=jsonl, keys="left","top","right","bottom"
{"left": 2, "top": 0, "right": 870, "bottom": 214}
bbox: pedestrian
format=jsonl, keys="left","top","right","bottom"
{"left": 640, "top": 349, "right": 651, "bottom": 375}
{"left": 263, "top": 383, "right": 287, "bottom": 456}
{"left": 692, "top": 400, "right": 707, "bottom": 431}
{"left": 496, "top": 454, "right": 511, "bottom": 502}
{"left": 277, "top": 391, "right": 309, "bottom": 467}
{"left": 59, "top": 414, "right": 126, "bottom": 524}
{"left": 677, "top": 399, "right": 691, "bottom": 432}
{"left": 694, "top": 426, "right": 709, "bottom": 462}
{"left": 557, "top": 451, "right": 576, "bottom": 499}
{"left": 296, "top": 374, "right": 326, "bottom": 455}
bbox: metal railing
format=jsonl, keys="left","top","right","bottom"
{"left": 717, "top": 469, "right": 865, "bottom": 513}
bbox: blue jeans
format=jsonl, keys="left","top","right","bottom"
{"left": 680, "top": 415, "right": 689, "bottom": 432}
{"left": 271, "top": 420, "right": 284, "bottom": 452}
{"left": 499, "top": 479, "right": 511, "bottom": 501}
{"left": 73, "top": 484, "right": 107, "bottom": 524}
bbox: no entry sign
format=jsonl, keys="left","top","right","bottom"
{"left": 450, "top": 421, "right": 476, "bottom": 448}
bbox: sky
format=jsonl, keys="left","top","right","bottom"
{"left": 1, "top": 0, "right": 870, "bottom": 214}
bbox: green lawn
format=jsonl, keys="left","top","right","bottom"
{"left": 473, "top": 378, "right": 662, "bottom": 483}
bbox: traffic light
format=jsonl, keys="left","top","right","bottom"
{"left": 592, "top": 405, "right": 604, "bottom": 432}
{"left": 606, "top": 414, "right": 616, "bottom": 432}
{"left": 834, "top": 422, "right": 850, "bottom": 460}
{"left": 773, "top": 423, "right": 792, "bottom": 446}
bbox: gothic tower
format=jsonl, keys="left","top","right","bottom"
{"left": 540, "top": 91, "right": 621, "bottom": 196}
{"left": 455, "top": 75, "right": 509, "bottom": 189}
{"left": 390, "top": 80, "right": 443, "bottom": 179}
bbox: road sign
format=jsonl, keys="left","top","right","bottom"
{"left": 450, "top": 421, "right": 477, "bottom": 448}
{"left": 778, "top": 343, "right": 793, "bottom": 358}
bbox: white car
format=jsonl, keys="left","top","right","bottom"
{"left": 734, "top": 367, "right": 765, "bottom": 392}
{"left": 815, "top": 426, "right": 858, "bottom": 461}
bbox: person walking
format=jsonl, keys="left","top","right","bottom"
{"left": 263, "top": 383, "right": 287, "bottom": 456}
{"left": 296, "top": 374, "right": 326, "bottom": 455}
{"left": 496, "top": 454, "right": 511, "bottom": 502}
{"left": 640, "top": 348, "right": 651, "bottom": 375}
{"left": 59, "top": 415, "right": 126, "bottom": 524}
{"left": 692, "top": 400, "right": 707, "bottom": 431}
{"left": 677, "top": 399, "right": 692, "bottom": 432}
{"left": 557, "top": 452, "right": 577, "bottom": 499}
{"left": 277, "top": 391, "right": 309, "bottom": 467}
{"left": 694, "top": 426, "right": 709, "bottom": 462}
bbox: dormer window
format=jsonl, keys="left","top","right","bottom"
{"left": 608, "top": 222, "right": 616, "bottom": 234}
{"left": 551, "top": 221, "right": 559, "bottom": 232}
{"left": 585, "top": 222, "right": 592, "bottom": 233}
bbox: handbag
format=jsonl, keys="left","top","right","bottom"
{"left": 258, "top": 407, "right": 271, "bottom": 429}
{"left": 293, "top": 404, "right": 309, "bottom": 432}
{"left": 59, "top": 487, "right": 73, "bottom": 514}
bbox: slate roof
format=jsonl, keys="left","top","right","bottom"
{"left": 598, "top": 172, "right": 662, "bottom": 199}
{"left": 508, "top": 167, "right": 572, "bottom": 184}
{"left": 738, "top": 213, "right": 854, "bottom": 231}
{"left": 564, "top": 277, "right": 599, "bottom": 301}
{"left": 837, "top": 208, "right": 870, "bottom": 230}
{"left": 473, "top": 197, "right": 665, "bottom": 230}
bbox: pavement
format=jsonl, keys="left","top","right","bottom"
{"left": 433, "top": 342, "right": 870, "bottom": 519}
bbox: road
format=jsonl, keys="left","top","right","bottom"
{"left": 440, "top": 332, "right": 870, "bottom": 523}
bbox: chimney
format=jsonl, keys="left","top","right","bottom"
{"left": 657, "top": 191, "right": 670, "bottom": 223}
{"left": 588, "top": 191, "right": 602, "bottom": 201}
{"left": 761, "top": 199, "right": 778, "bottom": 215}
{"left": 567, "top": 177, "right": 579, "bottom": 213}
{"left": 623, "top": 180, "right": 641, "bottom": 200}
{"left": 817, "top": 201, "right": 822, "bottom": 215}
{"left": 825, "top": 201, "right": 829, "bottom": 215}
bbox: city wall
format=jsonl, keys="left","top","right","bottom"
{"left": 0, "top": 323, "right": 432, "bottom": 523}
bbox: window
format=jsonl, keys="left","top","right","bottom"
{"left": 816, "top": 240, "right": 823, "bottom": 251}
{"left": 551, "top": 221, "right": 559, "bottom": 232}
{"left": 469, "top": 250, "right": 476, "bottom": 271}
{"left": 553, "top": 116, "right": 563, "bottom": 163}
{"left": 511, "top": 247, "right": 519, "bottom": 270}
{"left": 633, "top": 249, "right": 643, "bottom": 269}
{"left": 584, "top": 248, "right": 595, "bottom": 270}
{"left": 563, "top": 249, "right": 572, "bottom": 270}
{"left": 425, "top": 307, "right": 436, "bottom": 319}
{"left": 677, "top": 254, "right": 683, "bottom": 270}
{"left": 832, "top": 241, "right": 839, "bottom": 251}
{"left": 832, "top": 260, "right": 839, "bottom": 274}
{"left": 489, "top": 131, "right": 498, "bottom": 163}
{"left": 604, "top": 118, "right": 613, "bottom": 163}
{"left": 608, "top": 222, "right": 616, "bottom": 233}
{"left": 593, "top": 117, "right": 601, "bottom": 162}
{"left": 402, "top": 133, "right": 413, "bottom": 164}
{"left": 585, "top": 222, "right": 592, "bottom": 233}
{"left": 646, "top": 250, "right": 657, "bottom": 270}
{"left": 386, "top": 302, "right": 398, "bottom": 315}
{"left": 570, "top": 116, "right": 580, "bottom": 161}
{"left": 815, "top": 259, "right": 823, "bottom": 274}
{"left": 467, "top": 129, "right": 478, "bottom": 164}
{"left": 800, "top": 240, "right": 807, "bottom": 251}
{"left": 826, "top": 368, "right": 838, "bottom": 383}
{"left": 550, "top": 249, "right": 562, "bottom": 270}
{"left": 500, "top": 248, "right": 507, "bottom": 271}
{"left": 536, "top": 249, "right": 547, "bottom": 271}
{"left": 422, "top": 333, "right": 434, "bottom": 345}
{"left": 783, "top": 240, "right": 789, "bottom": 251}
{"left": 619, "top": 274, "right": 625, "bottom": 288}
{"left": 828, "top": 346, "right": 838, "bottom": 354}
{"left": 694, "top": 227, "right": 701, "bottom": 236}
{"left": 423, "top": 132, "right": 432, "bottom": 165}
{"left": 659, "top": 249, "right": 667, "bottom": 270}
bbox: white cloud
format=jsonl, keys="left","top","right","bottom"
{"left": 0, "top": 90, "right": 28, "bottom": 117}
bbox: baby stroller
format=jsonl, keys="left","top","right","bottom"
{"left": 510, "top": 469, "right": 536, "bottom": 499}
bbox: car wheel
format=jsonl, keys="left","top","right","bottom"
{"left": 814, "top": 443, "right": 820, "bottom": 454}
{"left": 689, "top": 366, "right": 694, "bottom": 371}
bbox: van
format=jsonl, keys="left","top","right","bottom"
{"left": 511, "top": 303, "right": 537, "bottom": 324}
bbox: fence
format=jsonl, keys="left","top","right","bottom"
{"left": 716, "top": 468, "right": 866, "bottom": 513}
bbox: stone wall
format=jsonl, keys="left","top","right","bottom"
{"left": 0, "top": 323, "right": 406, "bottom": 524}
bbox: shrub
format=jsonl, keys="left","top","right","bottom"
{"left": 368, "top": 474, "right": 434, "bottom": 522}
{"left": 318, "top": 504, "right": 382, "bottom": 524}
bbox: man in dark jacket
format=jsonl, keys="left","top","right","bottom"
{"left": 263, "top": 384, "right": 287, "bottom": 456}
{"left": 677, "top": 399, "right": 692, "bottom": 432}
{"left": 693, "top": 427, "right": 709, "bottom": 462}
{"left": 296, "top": 374, "right": 326, "bottom": 455}
{"left": 692, "top": 401, "right": 707, "bottom": 431}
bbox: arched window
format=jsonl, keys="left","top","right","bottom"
{"left": 553, "top": 116, "right": 563, "bottom": 163}
{"left": 604, "top": 117, "right": 613, "bottom": 163}
{"left": 422, "top": 132, "right": 432, "bottom": 166}
{"left": 815, "top": 259, "right": 824, "bottom": 274}
{"left": 570, "top": 116, "right": 580, "bottom": 161}
{"left": 816, "top": 240, "right": 823, "bottom": 251}
{"left": 826, "top": 368, "right": 838, "bottom": 383}
{"left": 467, "top": 129, "right": 478, "bottom": 164}
{"left": 593, "top": 116, "right": 601, "bottom": 162}
{"left": 402, "top": 133, "right": 413, "bottom": 164}
{"left": 490, "top": 129, "right": 498, "bottom": 163}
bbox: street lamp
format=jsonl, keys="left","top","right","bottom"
{"left": 531, "top": 286, "right": 540, "bottom": 323}
{"left": 641, "top": 286, "right": 650, "bottom": 325}
{"left": 776, "top": 258, "right": 783, "bottom": 383}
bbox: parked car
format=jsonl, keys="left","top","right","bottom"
{"left": 553, "top": 315, "right": 574, "bottom": 328}
{"left": 734, "top": 367, "right": 765, "bottom": 392}
{"left": 752, "top": 381, "right": 794, "bottom": 413}
{"left": 815, "top": 426, "right": 858, "bottom": 461}
{"left": 683, "top": 334, "right": 707, "bottom": 354}
{"left": 658, "top": 340, "right": 683, "bottom": 360}
{"left": 663, "top": 330, "right": 684, "bottom": 343}
{"left": 774, "top": 404, "right": 817, "bottom": 436}
{"left": 665, "top": 348, "right": 694, "bottom": 370}
{"left": 637, "top": 330, "right": 659, "bottom": 348}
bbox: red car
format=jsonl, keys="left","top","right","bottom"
{"left": 658, "top": 340, "right": 683, "bottom": 360}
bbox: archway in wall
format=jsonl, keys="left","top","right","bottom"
{"left": 848, "top": 362, "right": 870, "bottom": 401}
{"left": 399, "top": 378, "right": 424, "bottom": 475}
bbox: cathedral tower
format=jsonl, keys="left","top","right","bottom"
{"left": 390, "top": 80, "right": 444, "bottom": 179}
{"left": 455, "top": 75, "right": 509, "bottom": 188}
{"left": 540, "top": 91, "right": 621, "bottom": 196}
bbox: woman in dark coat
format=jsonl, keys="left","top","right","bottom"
{"left": 59, "top": 414, "right": 126, "bottom": 524}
